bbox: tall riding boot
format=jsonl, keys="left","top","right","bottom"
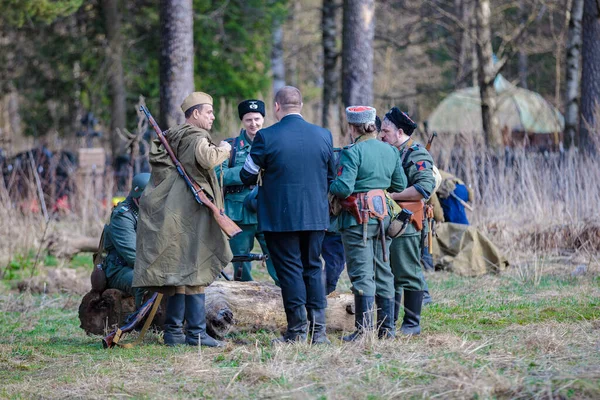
{"left": 375, "top": 296, "right": 395, "bottom": 339}
{"left": 307, "top": 308, "right": 330, "bottom": 345}
{"left": 342, "top": 295, "right": 374, "bottom": 342}
{"left": 400, "top": 290, "right": 424, "bottom": 336}
{"left": 163, "top": 294, "right": 186, "bottom": 346}
{"left": 273, "top": 306, "right": 308, "bottom": 343}
{"left": 185, "top": 294, "right": 224, "bottom": 347}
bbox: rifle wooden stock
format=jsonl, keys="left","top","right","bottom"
{"left": 140, "top": 106, "right": 242, "bottom": 239}
{"left": 102, "top": 292, "right": 159, "bottom": 349}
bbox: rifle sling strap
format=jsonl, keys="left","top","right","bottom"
{"left": 114, "top": 293, "right": 163, "bottom": 349}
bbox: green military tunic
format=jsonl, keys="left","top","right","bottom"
{"left": 390, "top": 139, "right": 436, "bottom": 292}
{"left": 330, "top": 134, "right": 407, "bottom": 298}
{"left": 133, "top": 123, "right": 233, "bottom": 295}
{"left": 216, "top": 130, "right": 278, "bottom": 284}
{"left": 104, "top": 196, "right": 145, "bottom": 306}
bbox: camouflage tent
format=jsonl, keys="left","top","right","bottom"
{"left": 427, "top": 75, "right": 564, "bottom": 139}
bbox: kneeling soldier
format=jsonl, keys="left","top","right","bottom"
{"left": 104, "top": 173, "right": 150, "bottom": 308}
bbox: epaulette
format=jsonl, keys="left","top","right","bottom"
{"left": 342, "top": 144, "right": 354, "bottom": 150}
{"left": 410, "top": 144, "right": 421, "bottom": 151}
{"left": 224, "top": 137, "right": 235, "bottom": 144}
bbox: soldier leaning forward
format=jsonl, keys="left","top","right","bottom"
{"left": 330, "top": 106, "right": 407, "bottom": 341}
{"left": 216, "top": 99, "right": 278, "bottom": 285}
{"left": 133, "top": 92, "right": 233, "bottom": 348}
{"left": 380, "top": 107, "right": 436, "bottom": 336}
{"left": 103, "top": 173, "right": 150, "bottom": 308}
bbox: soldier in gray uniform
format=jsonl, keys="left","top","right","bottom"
{"left": 104, "top": 173, "right": 150, "bottom": 308}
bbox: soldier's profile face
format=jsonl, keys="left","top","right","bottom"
{"left": 380, "top": 120, "right": 401, "bottom": 146}
{"left": 241, "top": 112, "right": 264, "bottom": 137}
{"left": 195, "top": 105, "right": 215, "bottom": 130}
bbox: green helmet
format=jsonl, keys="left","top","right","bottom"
{"left": 130, "top": 173, "right": 151, "bottom": 198}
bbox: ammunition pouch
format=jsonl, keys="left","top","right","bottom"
{"left": 398, "top": 200, "right": 425, "bottom": 231}
{"left": 339, "top": 189, "right": 388, "bottom": 224}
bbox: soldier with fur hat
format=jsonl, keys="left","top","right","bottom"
{"left": 330, "top": 106, "right": 407, "bottom": 341}
{"left": 133, "top": 92, "right": 232, "bottom": 348}
{"left": 379, "top": 107, "right": 436, "bottom": 336}
{"left": 216, "top": 99, "right": 278, "bottom": 285}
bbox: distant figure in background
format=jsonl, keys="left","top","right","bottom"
{"left": 436, "top": 170, "right": 471, "bottom": 225}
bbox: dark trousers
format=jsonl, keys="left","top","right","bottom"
{"left": 264, "top": 230, "right": 327, "bottom": 311}
{"left": 322, "top": 232, "right": 346, "bottom": 294}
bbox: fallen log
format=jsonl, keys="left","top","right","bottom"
{"left": 79, "top": 281, "right": 355, "bottom": 338}
{"left": 47, "top": 233, "right": 98, "bottom": 260}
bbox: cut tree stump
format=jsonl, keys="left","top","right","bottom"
{"left": 79, "top": 281, "right": 355, "bottom": 338}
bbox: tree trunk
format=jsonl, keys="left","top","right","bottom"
{"left": 322, "top": 0, "right": 340, "bottom": 129}
{"left": 271, "top": 20, "right": 286, "bottom": 95}
{"left": 579, "top": 0, "right": 600, "bottom": 153}
{"left": 565, "top": 0, "right": 584, "bottom": 149}
{"left": 341, "top": 0, "right": 375, "bottom": 107}
{"left": 518, "top": 0, "right": 529, "bottom": 89}
{"left": 159, "top": 0, "right": 195, "bottom": 129}
{"left": 79, "top": 282, "right": 356, "bottom": 339}
{"left": 455, "top": 0, "right": 472, "bottom": 89}
{"left": 475, "top": 0, "right": 502, "bottom": 149}
{"left": 101, "top": 0, "right": 127, "bottom": 158}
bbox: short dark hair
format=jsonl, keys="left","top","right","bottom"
{"left": 184, "top": 104, "right": 204, "bottom": 119}
{"left": 274, "top": 86, "right": 302, "bottom": 111}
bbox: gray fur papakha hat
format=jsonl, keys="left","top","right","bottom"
{"left": 345, "top": 106, "right": 376, "bottom": 125}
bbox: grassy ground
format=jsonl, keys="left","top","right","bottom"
{"left": 1, "top": 256, "right": 599, "bottom": 399}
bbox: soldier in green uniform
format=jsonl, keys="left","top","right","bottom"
{"left": 330, "top": 106, "right": 407, "bottom": 340}
{"left": 216, "top": 99, "right": 278, "bottom": 285}
{"left": 104, "top": 173, "right": 150, "bottom": 308}
{"left": 134, "top": 92, "right": 233, "bottom": 347}
{"left": 379, "top": 107, "right": 436, "bottom": 335}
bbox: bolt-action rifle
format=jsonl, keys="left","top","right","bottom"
{"left": 102, "top": 253, "right": 269, "bottom": 348}
{"left": 140, "top": 106, "right": 242, "bottom": 239}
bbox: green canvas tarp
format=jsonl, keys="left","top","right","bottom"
{"left": 432, "top": 222, "right": 509, "bottom": 276}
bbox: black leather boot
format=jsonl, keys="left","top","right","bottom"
{"left": 307, "top": 308, "right": 330, "bottom": 345}
{"left": 375, "top": 296, "right": 395, "bottom": 339}
{"left": 400, "top": 290, "right": 424, "bottom": 336}
{"left": 163, "top": 294, "right": 186, "bottom": 346}
{"left": 273, "top": 306, "right": 307, "bottom": 343}
{"left": 342, "top": 294, "right": 374, "bottom": 342}
{"left": 185, "top": 294, "right": 224, "bottom": 347}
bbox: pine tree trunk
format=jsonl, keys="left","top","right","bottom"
{"left": 579, "top": 0, "right": 600, "bottom": 153}
{"left": 271, "top": 21, "right": 286, "bottom": 95}
{"left": 159, "top": 0, "right": 195, "bottom": 129}
{"left": 565, "top": 0, "right": 584, "bottom": 149}
{"left": 322, "top": 0, "right": 340, "bottom": 129}
{"left": 101, "top": 0, "right": 127, "bottom": 158}
{"left": 341, "top": 0, "right": 375, "bottom": 107}
{"left": 475, "top": 0, "right": 502, "bottom": 149}
{"left": 455, "top": 0, "right": 472, "bottom": 89}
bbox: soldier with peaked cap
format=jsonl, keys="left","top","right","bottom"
{"left": 103, "top": 173, "right": 150, "bottom": 308}
{"left": 133, "top": 92, "right": 233, "bottom": 347}
{"left": 330, "top": 106, "right": 407, "bottom": 341}
{"left": 379, "top": 107, "right": 436, "bottom": 336}
{"left": 216, "top": 99, "right": 279, "bottom": 285}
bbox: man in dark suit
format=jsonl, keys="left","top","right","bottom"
{"left": 240, "top": 86, "right": 335, "bottom": 344}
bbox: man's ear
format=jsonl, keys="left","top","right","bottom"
{"left": 274, "top": 102, "right": 280, "bottom": 112}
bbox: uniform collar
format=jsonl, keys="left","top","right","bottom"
{"left": 398, "top": 137, "right": 413, "bottom": 151}
{"left": 241, "top": 129, "right": 254, "bottom": 145}
{"left": 354, "top": 133, "right": 377, "bottom": 144}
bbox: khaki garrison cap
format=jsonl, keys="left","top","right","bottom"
{"left": 181, "top": 92, "right": 213, "bottom": 113}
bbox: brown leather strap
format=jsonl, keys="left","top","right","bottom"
{"left": 115, "top": 293, "right": 163, "bottom": 349}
